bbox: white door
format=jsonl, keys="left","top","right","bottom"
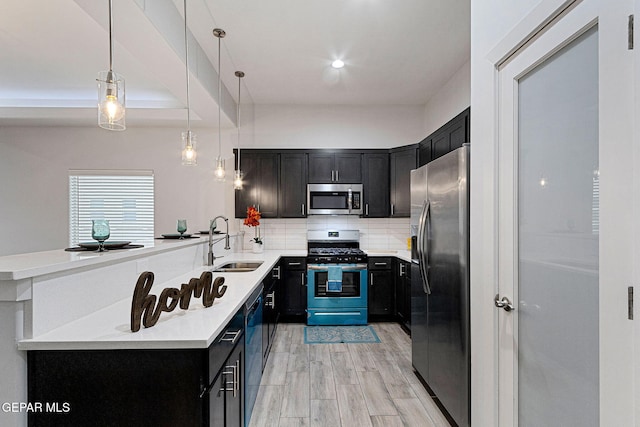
{"left": 495, "top": 0, "right": 635, "bottom": 425}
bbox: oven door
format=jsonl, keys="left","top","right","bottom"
{"left": 307, "top": 264, "right": 368, "bottom": 325}
{"left": 307, "top": 264, "right": 367, "bottom": 306}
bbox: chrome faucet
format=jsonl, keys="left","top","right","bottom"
{"left": 208, "top": 216, "right": 230, "bottom": 266}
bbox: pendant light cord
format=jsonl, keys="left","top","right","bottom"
{"left": 217, "top": 35, "right": 222, "bottom": 156}
{"left": 237, "top": 73, "right": 241, "bottom": 169}
{"left": 184, "top": 0, "right": 191, "bottom": 132}
{"left": 109, "top": 0, "right": 113, "bottom": 71}
{"left": 108, "top": 0, "right": 114, "bottom": 72}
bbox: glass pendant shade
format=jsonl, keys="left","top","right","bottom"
{"left": 214, "top": 157, "right": 226, "bottom": 181}
{"left": 233, "top": 170, "right": 243, "bottom": 190}
{"left": 97, "top": 70, "right": 126, "bottom": 131}
{"left": 181, "top": 130, "right": 197, "bottom": 165}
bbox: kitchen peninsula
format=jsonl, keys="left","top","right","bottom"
{"left": 0, "top": 237, "right": 300, "bottom": 426}
{"left": 0, "top": 238, "right": 409, "bottom": 426}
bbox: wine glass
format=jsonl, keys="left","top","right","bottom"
{"left": 177, "top": 219, "right": 188, "bottom": 239}
{"left": 91, "top": 220, "right": 110, "bottom": 252}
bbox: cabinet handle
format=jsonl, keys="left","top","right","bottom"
{"left": 220, "top": 361, "right": 238, "bottom": 397}
{"left": 234, "top": 359, "right": 240, "bottom": 395}
{"left": 221, "top": 330, "right": 242, "bottom": 344}
{"left": 331, "top": 170, "right": 335, "bottom": 181}
{"left": 374, "top": 262, "right": 388, "bottom": 266}
{"left": 288, "top": 262, "right": 301, "bottom": 266}
{"left": 391, "top": 204, "right": 395, "bottom": 216}
{"left": 257, "top": 204, "right": 260, "bottom": 213}
{"left": 302, "top": 203, "right": 305, "bottom": 216}
{"left": 265, "top": 291, "right": 276, "bottom": 309}
{"left": 399, "top": 263, "right": 405, "bottom": 277}
{"left": 273, "top": 266, "right": 281, "bottom": 279}
{"left": 370, "top": 273, "right": 374, "bottom": 286}
{"left": 365, "top": 204, "right": 369, "bottom": 216}
{"left": 336, "top": 170, "right": 339, "bottom": 181}
{"left": 301, "top": 272, "right": 306, "bottom": 286}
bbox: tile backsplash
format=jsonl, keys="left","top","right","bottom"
{"left": 239, "top": 216, "right": 411, "bottom": 251}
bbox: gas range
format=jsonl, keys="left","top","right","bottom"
{"left": 306, "top": 229, "right": 369, "bottom": 326}
{"left": 307, "top": 247, "right": 367, "bottom": 264}
{"left": 306, "top": 230, "right": 368, "bottom": 264}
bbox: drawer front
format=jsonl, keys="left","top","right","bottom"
{"left": 283, "top": 257, "right": 307, "bottom": 270}
{"left": 208, "top": 308, "right": 244, "bottom": 383}
{"left": 368, "top": 257, "right": 392, "bottom": 270}
{"left": 307, "top": 308, "right": 368, "bottom": 326}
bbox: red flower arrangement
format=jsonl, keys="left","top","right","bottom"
{"left": 244, "top": 207, "right": 262, "bottom": 244}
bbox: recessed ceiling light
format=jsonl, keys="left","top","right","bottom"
{"left": 331, "top": 59, "right": 345, "bottom": 69}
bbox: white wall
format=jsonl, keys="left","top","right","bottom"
{"left": 257, "top": 217, "right": 410, "bottom": 252}
{"left": 0, "top": 104, "right": 425, "bottom": 256}
{"left": 423, "top": 60, "right": 471, "bottom": 137}
{"left": 247, "top": 104, "right": 425, "bottom": 149}
{"left": 469, "top": 1, "right": 546, "bottom": 426}
{"left": 0, "top": 126, "right": 239, "bottom": 256}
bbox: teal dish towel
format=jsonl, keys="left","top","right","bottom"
{"left": 327, "top": 266, "right": 343, "bottom": 292}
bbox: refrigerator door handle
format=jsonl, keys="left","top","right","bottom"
{"left": 417, "top": 200, "right": 431, "bottom": 294}
{"left": 423, "top": 200, "right": 432, "bottom": 294}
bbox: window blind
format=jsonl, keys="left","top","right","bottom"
{"left": 69, "top": 170, "right": 154, "bottom": 246}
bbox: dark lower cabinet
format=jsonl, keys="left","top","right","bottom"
{"left": 395, "top": 259, "right": 411, "bottom": 332}
{"left": 278, "top": 257, "right": 307, "bottom": 321}
{"left": 210, "top": 338, "right": 244, "bottom": 427}
{"left": 368, "top": 257, "right": 395, "bottom": 319}
{"left": 27, "top": 309, "right": 245, "bottom": 427}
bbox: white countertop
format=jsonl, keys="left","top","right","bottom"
{"left": 366, "top": 249, "right": 412, "bottom": 262}
{"left": 14, "top": 247, "right": 411, "bottom": 351}
{"left": 0, "top": 237, "right": 206, "bottom": 281}
{"left": 17, "top": 250, "right": 306, "bottom": 351}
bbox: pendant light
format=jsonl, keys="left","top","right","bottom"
{"left": 97, "top": 0, "right": 125, "bottom": 131}
{"left": 181, "top": 0, "right": 197, "bottom": 165}
{"left": 213, "top": 28, "right": 226, "bottom": 181}
{"left": 233, "top": 71, "right": 245, "bottom": 190}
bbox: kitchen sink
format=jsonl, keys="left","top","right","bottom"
{"left": 212, "top": 262, "right": 263, "bottom": 272}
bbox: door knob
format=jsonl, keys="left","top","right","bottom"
{"left": 494, "top": 294, "right": 514, "bottom": 312}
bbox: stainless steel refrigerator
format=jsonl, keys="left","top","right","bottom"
{"left": 410, "top": 144, "right": 470, "bottom": 427}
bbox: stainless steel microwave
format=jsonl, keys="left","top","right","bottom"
{"left": 307, "top": 183, "right": 363, "bottom": 215}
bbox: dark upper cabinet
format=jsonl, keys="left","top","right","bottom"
{"left": 418, "top": 138, "right": 432, "bottom": 166}
{"left": 235, "top": 151, "right": 279, "bottom": 218}
{"left": 419, "top": 107, "right": 470, "bottom": 167}
{"left": 279, "top": 152, "right": 307, "bottom": 217}
{"left": 390, "top": 145, "right": 417, "bottom": 218}
{"left": 362, "top": 152, "right": 389, "bottom": 217}
{"left": 431, "top": 131, "right": 449, "bottom": 160}
{"left": 308, "top": 152, "right": 362, "bottom": 183}
{"left": 307, "top": 153, "right": 334, "bottom": 183}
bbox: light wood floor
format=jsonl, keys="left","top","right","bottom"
{"left": 249, "top": 322, "right": 452, "bottom": 427}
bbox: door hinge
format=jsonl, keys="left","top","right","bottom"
{"left": 628, "top": 15, "right": 634, "bottom": 50}
{"left": 628, "top": 286, "right": 634, "bottom": 320}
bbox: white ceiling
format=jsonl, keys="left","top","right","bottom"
{"left": 0, "top": 0, "right": 470, "bottom": 128}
